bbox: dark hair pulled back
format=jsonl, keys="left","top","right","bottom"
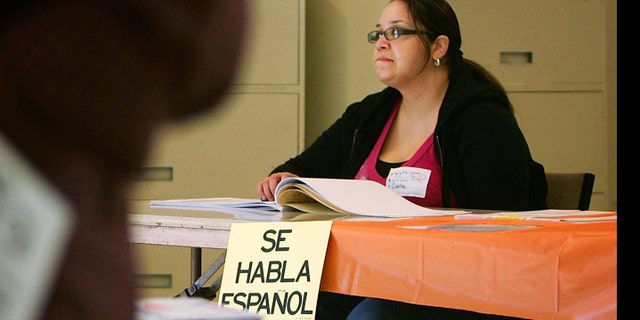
{"left": 398, "top": 0, "right": 513, "bottom": 113}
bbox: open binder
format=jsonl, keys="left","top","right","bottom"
{"left": 151, "top": 177, "right": 466, "bottom": 218}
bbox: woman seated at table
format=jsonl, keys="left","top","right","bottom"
{"left": 257, "top": 0, "right": 546, "bottom": 318}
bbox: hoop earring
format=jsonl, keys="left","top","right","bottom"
{"left": 434, "top": 58, "right": 441, "bottom": 68}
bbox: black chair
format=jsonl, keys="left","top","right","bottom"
{"left": 545, "top": 172, "right": 596, "bottom": 210}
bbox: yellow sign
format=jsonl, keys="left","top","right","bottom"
{"left": 219, "top": 221, "right": 332, "bottom": 320}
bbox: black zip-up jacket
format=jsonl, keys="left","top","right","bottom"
{"left": 272, "top": 69, "right": 548, "bottom": 211}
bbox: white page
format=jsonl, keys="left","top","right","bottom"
{"left": 136, "top": 297, "right": 262, "bottom": 320}
{"left": 455, "top": 209, "right": 616, "bottom": 221}
{"left": 276, "top": 178, "right": 466, "bottom": 217}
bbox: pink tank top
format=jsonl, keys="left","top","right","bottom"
{"left": 354, "top": 100, "right": 444, "bottom": 207}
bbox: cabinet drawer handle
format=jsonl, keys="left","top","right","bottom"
{"left": 500, "top": 51, "right": 533, "bottom": 65}
{"left": 138, "top": 167, "right": 173, "bottom": 181}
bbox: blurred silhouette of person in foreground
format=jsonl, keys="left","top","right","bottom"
{"left": 0, "top": 1, "right": 248, "bottom": 318}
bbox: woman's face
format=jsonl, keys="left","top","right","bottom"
{"left": 372, "top": 1, "right": 429, "bottom": 88}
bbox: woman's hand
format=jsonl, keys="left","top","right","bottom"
{"left": 257, "top": 172, "right": 299, "bottom": 201}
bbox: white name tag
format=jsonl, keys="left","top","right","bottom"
{"left": 386, "top": 167, "right": 431, "bottom": 198}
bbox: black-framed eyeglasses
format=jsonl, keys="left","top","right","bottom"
{"left": 367, "top": 27, "right": 427, "bottom": 44}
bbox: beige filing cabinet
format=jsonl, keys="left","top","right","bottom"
{"left": 448, "top": 0, "right": 610, "bottom": 210}
{"left": 130, "top": 0, "right": 306, "bottom": 298}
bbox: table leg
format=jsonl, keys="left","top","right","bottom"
{"left": 191, "top": 247, "right": 202, "bottom": 284}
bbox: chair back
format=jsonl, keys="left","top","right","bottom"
{"left": 545, "top": 172, "right": 595, "bottom": 210}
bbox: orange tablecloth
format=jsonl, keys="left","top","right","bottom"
{"left": 320, "top": 216, "right": 617, "bottom": 320}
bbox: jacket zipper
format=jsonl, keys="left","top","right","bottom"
{"left": 348, "top": 129, "right": 358, "bottom": 171}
